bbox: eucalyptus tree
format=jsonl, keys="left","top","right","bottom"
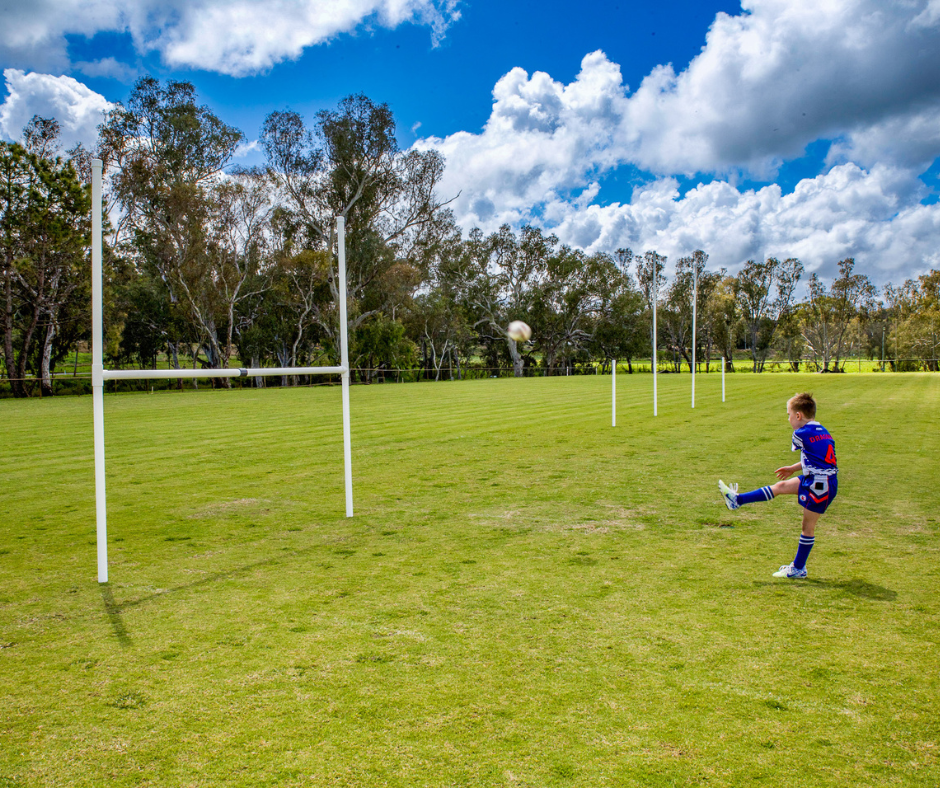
{"left": 405, "top": 288, "right": 471, "bottom": 380}
{"left": 910, "top": 270, "right": 940, "bottom": 368}
{"left": 882, "top": 280, "right": 917, "bottom": 369}
{"left": 260, "top": 95, "right": 451, "bottom": 357}
{"left": 704, "top": 276, "right": 740, "bottom": 369}
{"left": 589, "top": 250, "right": 647, "bottom": 372}
{"left": 800, "top": 258, "right": 876, "bottom": 371}
{"left": 201, "top": 171, "right": 274, "bottom": 370}
{"left": 97, "top": 77, "right": 244, "bottom": 380}
{"left": 735, "top": 257, "right": 803, "bottom": 372}
{"left": 773, "top": 309, "right": 806, "bottom": 371}
{"left": 634, "top": 250, "right": 668, "bottom": 365}
{"left": 662, "top": 251, "right": 724, "bottom": 372}
{"left": 882, "top": 271, "right": 939, "bottom": 370}
{"left": 441, "top": 224, "right": 552, "bottom": 377}
{"left": 531, "top": 246, "right": 609, "bottom": 373}
{"left": 350, "top": 315, "right": 417, "bottom": 383}
{"left": 1, "top": 140, "right": 90, "bottom": 397}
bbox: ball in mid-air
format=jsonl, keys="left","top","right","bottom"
{"left": 507, "top": 320, "right": 532, "bottom": 342}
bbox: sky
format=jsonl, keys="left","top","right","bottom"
{"left": 1, "top": 0, "right": 940, "bottom": 286}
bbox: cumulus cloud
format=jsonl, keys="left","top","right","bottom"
{"left": 0, "top": 69, "right": 113, "bottom": 149}
{"left": 416, "top": 52, "right": 629, "bottom": 230}
{"left": 620, "top": 0, "right": 940, "bottom": 175}
{"left": 0, "top": 0, "right": 460, "bottom": 77}
{"left": 421, "top": 0, "right": 940, "bottom": 213}
{"left": 546, "top": 165, "right": 940, "bottom": 283}
{"left": 414, "top": 0, "right": 940, "bottom": 283}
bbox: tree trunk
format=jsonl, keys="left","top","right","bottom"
{"left": 3, "top": 275, "right": 26, "bottom": 398}
{"left": 169, "top": 341, "right": 184, "bottom": 390}
{"left": 251, "top": 354, "right": 264, "bottom": 387}
{"left": 507, "top": 336, "right": 524, "bottom": 377}
{"left": 276, "top": 345, "right": 290, "bottom": 387}
{"left": 40, "top": 314, "right": 56, "bottom": 397}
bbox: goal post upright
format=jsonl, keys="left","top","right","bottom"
{"left": 91, "top": 159, "right": 108, "bottom": 583}
{"left": 691, "top": 264, "right": 697, "bottom": 409}
{"left": 611, "top": 359, "right": 616, "bottom": 427}
{"left": 337, "top": 215, "right": 354, "bottom": 518}
{"left": 653, "top": 278, "right": 658, "bottom": 417}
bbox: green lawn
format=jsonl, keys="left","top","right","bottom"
{"left": 1, "top": 373, "right": 938, "bottom": 787}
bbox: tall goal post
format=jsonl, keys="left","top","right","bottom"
{"left": 611, "top": 359, "right": 616, "bottom": 427}
{"left": 691, "top": 264, "right": 697, "bottom": 409}
{"left": 337, "top": 216, "right": 354, "bottom": 518}
{"left": 90, "top": 160, "right": 354, "bottom": 584}
{"left": 653, "top": 278, "right": 658, "bottom": 417}
{"left": 91, "top": 160, "right": 108, "bottom": 583}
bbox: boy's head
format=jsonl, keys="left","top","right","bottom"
{"left": 787, "top": 392, "right": 816, "bottom": 428}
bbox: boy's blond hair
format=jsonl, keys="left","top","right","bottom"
{"left": 788, "top": 392, "right": 816, "bottom": 419}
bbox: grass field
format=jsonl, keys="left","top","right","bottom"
{"left": 1, "top": 373, "right": 938, "bottom": 787}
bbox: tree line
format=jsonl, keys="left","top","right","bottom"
{"left": 2, "top": 78, "right": 939, "bottom": 397}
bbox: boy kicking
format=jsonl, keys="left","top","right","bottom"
{"left": 718, "top": 392, "right": 838, "bottom": 579}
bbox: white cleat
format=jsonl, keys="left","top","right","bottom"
{"left": 773, "top": 563, "right": 808, "bottom": 579}
{"left": 718, "top": 479, "right": 740, "bottom": 510}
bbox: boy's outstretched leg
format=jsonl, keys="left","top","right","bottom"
{"left": 718, "top": 477, "right": 799, "bottom": 511}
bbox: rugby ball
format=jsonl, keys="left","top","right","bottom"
{"left": 507, "top": 320, "right": 532, "bottom": 342}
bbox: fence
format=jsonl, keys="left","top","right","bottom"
{"left": 3, "top": 356, "right": 939, "bottom": 398}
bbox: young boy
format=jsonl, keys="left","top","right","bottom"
{"left": 718, "top": 392, "right": 838, "bottom": 579}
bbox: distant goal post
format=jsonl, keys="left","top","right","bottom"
{"left": 90, "top": 159, "right": 354, "bottom": 584}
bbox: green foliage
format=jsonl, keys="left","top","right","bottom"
{"left": 351, "top": 315, "right": 416, "bottom": 380}
{"left": 0, "top": 139, "right": 90, "bottom": 397}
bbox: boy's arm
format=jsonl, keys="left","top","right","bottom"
{"left": 774, "top": 462, "right": 802, "bottom": 480}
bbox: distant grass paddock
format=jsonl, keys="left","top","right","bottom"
{"left": 1, "top": 373, "right": 938, "bottom": 787}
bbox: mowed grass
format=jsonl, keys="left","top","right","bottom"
{"left": 1, "top": 373, "right": 938, "bottom": 787}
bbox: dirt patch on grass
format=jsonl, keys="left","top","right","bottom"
{"left": 189, "top": 498, "right": 271, "bottom": 519}
{"left": 468, "top": 502, "right": 647, "bottom": 533}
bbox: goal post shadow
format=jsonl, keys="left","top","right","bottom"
{"left": 90, "top": 159, "right": 354, "bottom": 584}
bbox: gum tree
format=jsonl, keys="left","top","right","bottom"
{"left": 1, "top": 138, "right": 90, "bottom": 397}
{"left": 735, "top": 257, "right": 803, "bottom": 372}
{"left": 800, "top": 258, "right": 876, "bottom": 371}
{"left": 260, "top": 95, "right": 452, "bottom": 358}
{"left": 98, "top": 77, "right": 244, "bottom": 383}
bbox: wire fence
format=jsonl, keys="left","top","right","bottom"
{"left": 2, "top": 356, "right": 938, "bottom": 398}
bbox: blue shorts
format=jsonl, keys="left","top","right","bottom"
{"left": 798, "top": 474, "right": 837, "bottom": 514}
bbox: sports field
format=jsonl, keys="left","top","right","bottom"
{"left": 1, "top": 373, "right": 938, "bottom": 787}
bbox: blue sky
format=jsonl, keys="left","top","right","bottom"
{"left": 63, "top": 0, "right": 742, "bottom": 155}
{"left": 2, "top": 0, "right": 940, "bottom": 284}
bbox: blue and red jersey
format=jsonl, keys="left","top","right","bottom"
{"left": 791, "top": 421, "right": 838, "bottom": 477}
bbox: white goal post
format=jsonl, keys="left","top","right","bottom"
{"left": 90, "top": 159, "right": 354, "bottom": 584}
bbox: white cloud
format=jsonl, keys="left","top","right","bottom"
{"left": 619, "top": 0, "right": 940, "bottom": 175}
{"left": 827, "top": 106, "right": 940, "bottom": 170}
{"left": 0, "top": 69, "right": 113, "bottom": 149}
{"left": 234, "top": 139, "right": 259, "bottom": 158}
{"left": 74, "top": 57, "right": 139, "bottom": 83}
{"left": 421, "top": 0, "right": 940, "bottom": 204}
{"left": 416, "top": 52, "right": 630, "bottom": 229}
{"left": 0, "top": 0, "right": 460, "bottom": 77}
{"left": 414, "top": 0, "right": 940, "bottom": 284}
{"left": 547, "top": 165, "right": 940, "bottom": 285}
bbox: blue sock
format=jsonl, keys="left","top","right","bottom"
{"left": 737, "top": 486, "right": 775, "bottom": 506}
{"left": 793, "top": 535, "right": 815, "bottom": 569}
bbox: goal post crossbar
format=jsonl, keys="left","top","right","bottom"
{"left": 101, "top": 366, "right": 346, "bottom": 381}
{"left": 90, "top": 159, "right": 355, "bottom": 584}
